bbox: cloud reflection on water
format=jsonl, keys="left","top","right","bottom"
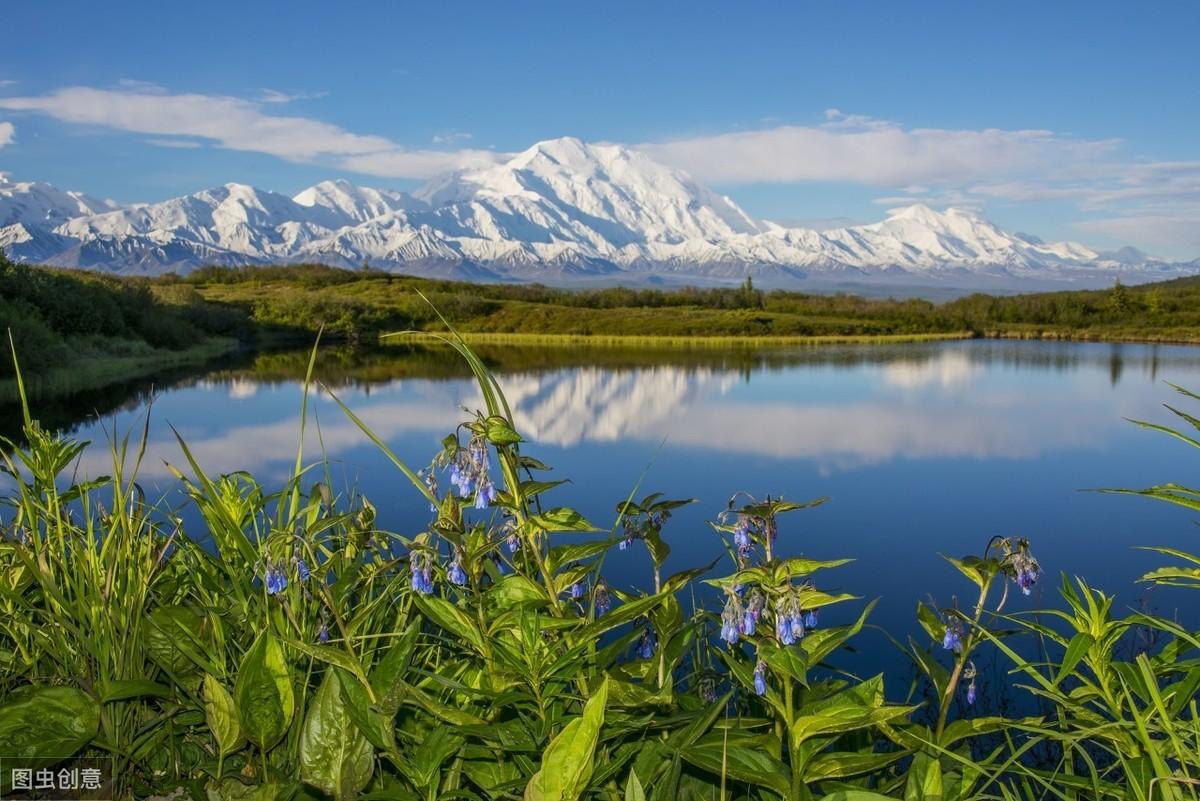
{"left": 65, "top": 341, "right": 1197, "bottom": 485}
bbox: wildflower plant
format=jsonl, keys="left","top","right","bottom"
{"left": 1, "top": 320, "right": 1198, "bottom": 801}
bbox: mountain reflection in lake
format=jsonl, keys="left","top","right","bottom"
{"left": 9, "top": 339, "right": 1200, "bottom": 676}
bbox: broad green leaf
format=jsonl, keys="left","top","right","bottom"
{"left": 805, "top": 750, "right": 906, "bottom": 781}
{"left": 146, "top": 604, "right": 211, "bottom": 676}
{"left": 527, "top": 507, "right": 598, "bottom": 533}
{"left": 818, "top": 793, "right": 901, "bottom": 801}
{"left": 336, "top": 667, "right": 395, "bottom": 752}
{"left": 524, "top": 679, "right": 609, "bottom": 801}
{"left": 415, "top": 595, "right": 487, "bottom": 654}
{"left": 371, "top": 622, "right": 419, "bottom": 717}
{"left": 0, "top": 686, "right": 99, "bottom": 789}
{"left": 408, "top": 726, "right": 464, "bottom": 791}
{"left": 680, "top": 736, "right": 791, "bottom": 796}
{"left": 300, "top": 670, "right": 375, "bottom": 801}
{"left": 234, "top": 631, "right": 295, "bottom": 751}
{"left": 203, "top": 674, "right": 243, "bottom": 758}
{"left": 283, "top": 638, "right": 370, "bottom": 688}
{"left": 488, "top": 574, "right": 549, "bottom": 609}
{"left": 905, "top": 751, "right": 943, "bottom": 801}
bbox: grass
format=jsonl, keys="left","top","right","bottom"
{"left": 394, "top": 329, "right": 973, "bottom": 347}
{"left": 0, "top": 335, "right": 238, "bottom": 403}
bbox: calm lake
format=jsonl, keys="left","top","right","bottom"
{"left": 10, "top": 338, "right": 1200, "bottom": 681}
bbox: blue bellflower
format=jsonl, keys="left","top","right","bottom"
{"left": 264, "top": 562, "right": 288, "bottom": 596}
{"left": 409, "top": 551, "right": 434, "bottom": 595}
{"left": 753, "top": 660, "right": 768, "bottom": 696}
{"left": 448, "top": 555, "right": 468, "bottom": 586}
{"left": 720, "top": 593, "right": 744, "bottom": 644}
{"left": 943, "top": 616, "right": 965, "bottom": 653}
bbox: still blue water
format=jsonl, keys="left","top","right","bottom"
{"left": 48, "top": 339, "right": 1200, "bottom": 684}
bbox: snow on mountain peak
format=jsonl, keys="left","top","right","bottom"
{"left": 0, "top": 139, "right": 1194, "bottom": 287}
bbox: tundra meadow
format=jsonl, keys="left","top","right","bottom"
{"left": 0, "top": 322, "right": 1198, "bottom": 801}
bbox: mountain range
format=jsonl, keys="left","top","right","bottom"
{"left": 2, "top": 136, "right": 1196, "bottom": 290}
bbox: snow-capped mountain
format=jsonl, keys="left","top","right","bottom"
{"left": 1, "top": 139, "right": 1195, "bottom": 289}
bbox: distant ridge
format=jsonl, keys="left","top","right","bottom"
{"left": 2, "top": 139, "right": 1196, "bottom": 289}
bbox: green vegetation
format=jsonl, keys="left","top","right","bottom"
{"left": 0, "top": 253, "right": 248, "bottom": 398}
{"left": 2, "top": 329, "right": 1199, "bottom": 800}
{"left": 6, "top": 259, "right": 1200, "bottom": 401}
{"left": 181, "top": 265, "right": 1200, "bottom": 344}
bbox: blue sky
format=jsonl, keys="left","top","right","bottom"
{"left": 1, "top": 1, "right": 1198, "bottom": 257}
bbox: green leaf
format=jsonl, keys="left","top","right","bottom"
{"left": 203, "top": 675, "right": 244, "bottom": 758}
{"left": 408, "top": 726, "right": 463, "bottom": 791}
{"left": 146, "top": 604, "right": 212, "bottom": 676}
{"left": 818, "top": 792, "right": 901, "bottom": 801}
{"left": 527, "top": 507, "right": 598, "bottom": 533}
{"left": 300, "top": 670, "right": 375, "bottom": 801}
{"left": 916, "top": 600, "right": 944, "bottom": 642}
{"left": 905, "top": 751, "right": 943, "bottom": 801}
{"left": 524, "top": 679, "right": 609, "bottom": 801}
{"left": 336, "top": 667, "right": 395, "bottom": 752}
{"left": 624, "top": 771, "right": 647, "bottom": 801}
{"left": 680, "top": 735, "right": 791, "bottom": 796}
{"left": 484, "top": 415, "right": 523, "bottom": 445}
{"left": 234, "top": 632, "right": 295, "bottom": 751}
{"left": 0, "top": 686, "right": 99, "bottom": 788}
{"left": 371, "top": 623, "right": 419, "bottom": 717}
{"left": 488, "top": 574, "right": 549, "bottom": 609}
{"left": 805, "top": 750, "right": 906, "bottom": 781}
{"left": 414, "top": 595, "right": 487, "bottom": 654}
{"left": 283, "top": 638, "right": 370, "bottom": 688}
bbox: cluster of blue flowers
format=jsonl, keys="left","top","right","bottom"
{"left": 409, "top": 551, "right": 434, "bottom": 595}
{"left": 1012, "top": 550, "right": 1041, "bottom": 595}
{"left": 447, "top": 551, "right": 468, "bottom": 586}
{"left": 264, "top": 562, "right": 288, "bottom": 595}
{"left": 942, "top": 614, "right": 965, "bottom": 653}
{"left": 773, "top": 593, "right": 815, "bottom": 646}
{"left": 446, "top": 435, "right": 499, "bottom": 510}
{"left": 719, "top": 589, "right": 766, "bottom": 644}
{"left": 570, "top": 580, "right": 586, "bottom": 600}
{"left": 753, "top": 660, "right": 768, "bottom": 696}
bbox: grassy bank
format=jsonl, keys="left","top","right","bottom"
{"left": 182, "top": 264, "right": 1200, "bottom": 345}
{"left": 7, "top": 259, "right": 1200, "bottom": 403}
{"left": 0, "top": 254, "right": 250, "bottom": 397}
{"left": 0, "top": 335, "right": 238, "bottom": 403}
{"left": 395, "top": 329, "right": 972, "bottom": 347}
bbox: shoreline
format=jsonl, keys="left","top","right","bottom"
{"left": 393, "top": 328, "right": 1200, "bottom": 348}
{"left": 0, "top": 336, "right": 240, "bottom": 404}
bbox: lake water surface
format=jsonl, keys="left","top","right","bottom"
{"left": 16, "top": 339, "right": 1200, "bottom": 680}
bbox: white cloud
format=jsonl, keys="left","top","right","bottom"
{"left": 0, "top": 86, "right": 501, "bottom": 179}
{"left": 0, "top": 122, "right": 14, "bottom": 148}
{"left": 431, "top": 131, "right": 473, "bottom": 145}
{"left": 641, "top": 113, "right": 1119, "bottom": 187}
{"left": 257, "top": 88, "right": 327, "bottom": 104}
{"left": 144, "top": 137, "right": 203, "bottom": 149}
